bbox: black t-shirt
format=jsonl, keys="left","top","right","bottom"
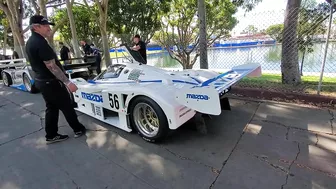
{"left": 83, "top": 43, "right": 93, "bottom": 55}
{"left": 60, "top": 45, "right": 70, "bottom": 60}
{"left": 26, "top": 32, "right": 65, "bottom": 80}
{"left": 12, "top": 51, "right": 19, "bottom": 59}
{"left": 136, "top": 41, "right": 147, "bottom": 63}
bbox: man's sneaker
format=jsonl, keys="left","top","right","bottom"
{"left": 46, "top": 134, "right": 69, "bottom": 144}
{"left": 74, "top": 129, "right": 86, "bottom": 138}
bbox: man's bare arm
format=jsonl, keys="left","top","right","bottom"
{"left": 44, "top": 59, "right": 71, "bottom": 85}
{"left": 132, "top": 45, "right": 140, "bottom": 51}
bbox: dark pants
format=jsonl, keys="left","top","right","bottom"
{"left": 141, "top": 56, "right": 147, "bottom": 64}
{"left": 35, "top": 79, "right": 85, "bottom": 139}
{"left": 96, "top": 55, "right": 101, "bottom": 74}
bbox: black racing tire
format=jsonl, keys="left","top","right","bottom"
{"left": 23, "top": 73, "right": 38, "bottom": 93}
{"left": 129, "top": 96, "right": 169, "bottom": 143}
{"left": 2, "top": 72, "right": 12, "bottom": 87}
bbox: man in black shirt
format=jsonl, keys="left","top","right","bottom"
{"left": 131, "top": 34, "right": 147, "bottom": 64}
{"left": 80, "top": 40, "right": 93, "bottom": 63}
{"left": 26, "top": 15, "right": 86, "bottom": 144}
{"left": 90, "top": 43, "right": 102, "bottom": 74}
{"left": 80, "top": 40, "right": 92, "bottom": 55}
{"left": 59, "top": 42, "right": 71, "bottom": 65}
{"left": 12, "top": 48, "right": 19, "bottom": 59}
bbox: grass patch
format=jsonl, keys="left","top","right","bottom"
{"left": 236, "top": 73, "right": 336, "bottom": 97}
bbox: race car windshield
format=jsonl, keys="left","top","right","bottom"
{"left": 120, "top": 44, "right": 146, "bottom": 64}
{"left": 99, "top": 64, "right": 126, "bottom": 79}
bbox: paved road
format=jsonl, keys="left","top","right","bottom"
{"left": 0, "top": 84, "right": 335, "bottom": 189}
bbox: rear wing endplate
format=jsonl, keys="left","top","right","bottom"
{"left": 175, "top": 63, "right": 261, "bottom": 115}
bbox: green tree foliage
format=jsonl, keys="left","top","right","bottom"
{"left": 265, "top": 24, "right": 284, "bottom": 42}
{"left": 297, "top": 2, "right": 329, "bottom": 53}
{"left": 51, "top": 5, "right": 101, "bottom": 49}
{"left": 232, "top": 0, "right": 263, "bottom": 12}
{"left": 243, "top": 25, "right": 259, "bottom": 35}
{"left": 107, "top": 0, "right": 171, "bottom": 44}
{"left": 154, "top": 0, "right": 238, "bottom": 69}
{"left": 266, "top": 1, "right": 329, "bottom": 53}
{"left": 0, "top": 9, "right": 13, "bottom": 48}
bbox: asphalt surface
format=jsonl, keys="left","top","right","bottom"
{"left": 0, "top": 84, "right": 335, "bottom": 189}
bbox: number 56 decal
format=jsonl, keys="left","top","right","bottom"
{"left": 108, "top": 93, "right": 120, "bottom": 110}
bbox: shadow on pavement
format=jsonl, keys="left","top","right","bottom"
{"left": 212, "top": 102, "right": 336, "bottom": 189}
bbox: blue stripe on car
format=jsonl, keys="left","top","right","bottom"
{"left": 90, "top": 79, "right": 199, "bottom": 85}
{"left": 172, "top": 80, "right": 199, "bottom": 85}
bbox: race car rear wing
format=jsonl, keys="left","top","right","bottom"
{"left": 205, "top": 63, "right": 261, "bottom": 94}
{"left": 0, "top": 58, "right": 26, "bottom": 69}
{"left": 175, "top": 63, "right": 261, "bottom": 115}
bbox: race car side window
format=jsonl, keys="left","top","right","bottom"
{"left": 101, "top": 64, "right": 125, "bottom": 79}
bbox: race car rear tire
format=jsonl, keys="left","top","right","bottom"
{"left": 23, "top": 73, "right": 38, "bottom": 93}
{"left": 129, "top": 96, "right": 169, "bottom": 143}
{"left": 2, "top": 72, "right": 12, "bottom": 87}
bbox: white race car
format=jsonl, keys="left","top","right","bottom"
{"left": 0, "top": 59, "right": 39, "bottom": 93}
{"left": 1, "top": 58, "right": 97, "bottom": 93}
{"left": 69, "top": 45, "right": 262, "bottom": 142}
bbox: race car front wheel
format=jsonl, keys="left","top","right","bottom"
{"left": 2, "top": 72, "right": 12, "bottom": 87}
{"left": 129, "top": 96, "right": 169, "bottom": 143}
{"left": 23, "top": 73, "right": 38, "bottom": 93}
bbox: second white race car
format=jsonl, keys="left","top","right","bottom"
{"left": 0, "top": 59, "right": 39, "bottom": 93}
{"left": 69, "top": 45, "right": 262, "bottom": 142}
{"left": 1, "top": 58, "right": 97, "bottom": 93}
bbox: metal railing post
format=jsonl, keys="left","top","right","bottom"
{"left": 317, "top": 0, "right": 334, "bottom": 95}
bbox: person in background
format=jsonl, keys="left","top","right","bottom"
{"left": 80, "top": 40, "right": 93, "bottom": 56}
{"left": 80, "top": 40, "right": 93, "bottom": 63}
{"left": 131, "top": 34, "right": 147, "bottom": 64}
{"left": 59, "top": 42, "right": 71, "bottom": 65}
{"left": 90, "top": 43, "right": 102, "bottom": 74}
{"left": 12, "top": 47, "right": 19, "bottom": 59}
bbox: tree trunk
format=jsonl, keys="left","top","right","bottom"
{"left": 2, "top": 0, "right": 26, "bottom": 58}
{"left": 101, "top": 29, "right": 112, "bottom": 67}
{"left": 11, "top": 23, "right": 25, "bottom": 58}
{"left": 182, "top": 54, "right": 192, "bottom": 69}
{"left": 183, "top": 63, "right": 193, "bottom": 69}
{"left": 3, "top": 28, "right": 7, "bottom": 56}
{"left": 281, "top": 0, "right": 302, "bottom": 84}
{"left": 97, "top": 0, "right": 112, "bottom": 67}
{"left": 198, "top": 0, "right": 208, "bottom": 69}
{"left": 38, "top": 0, "right": 55, "bottom": 48}
{"left": 13, "top": 35, "right": 18, "bottom": 52}
{"left": 16, "top": 32, "right": 27, "bottom": 58}
{"left": 65, "top": 0, "right": 81, "bottom": 60}
{"left": 48, "top": 37, "right": 55, "bottom": 49}
{"left": 38, "top": 0, "right": 47, "bottom": 17}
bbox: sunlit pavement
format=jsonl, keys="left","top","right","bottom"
{"left": 0, "top": 84, "right": 335, "bottom": 189}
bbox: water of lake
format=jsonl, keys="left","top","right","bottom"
{"left": 145, "top": 42, "right": 336, "bottom": 76}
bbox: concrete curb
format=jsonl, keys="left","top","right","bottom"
{"left": 229, "top": 87, "right": 335, "bottom": 109}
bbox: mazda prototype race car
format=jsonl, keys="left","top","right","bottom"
{"left": 69, "top": 45, "right": 262, "bottom": 142}
{"left": 0, "top": 59, "right": 38, "bottom": 93}
{"left": 1, "top": 58, "right": 96, "bottom": 93}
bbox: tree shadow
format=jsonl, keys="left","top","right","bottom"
{"left": 0, "top": 98, "right": 260, "bottom": 189}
